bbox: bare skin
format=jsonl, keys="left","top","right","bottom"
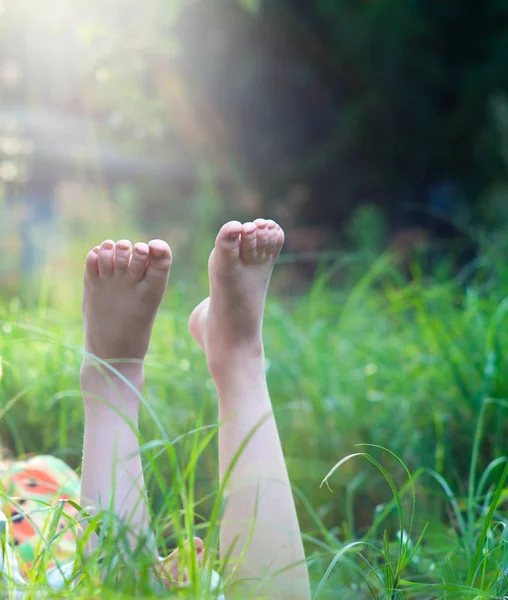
{"left": 189, "top": 220, "right": 282, "bottom": 371}
{"left": 80, "top": 238, "right": 205, "bottom": 589}
{"left": 78, "top": 224, "right": 310, "bottom": 597}
{"left": 189, "top": 219, "right": 311, "bottom": 599}
{"left": 80, "top": 238, "right": 172, "bottom": 542}
{"left": 82, "top": 238, "right": 172, "bottom": 362}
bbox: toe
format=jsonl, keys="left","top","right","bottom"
{"left": 276, "top": 225, "right": 285, "bottom": 251}
{"left": 148, "top": 239, "right": 172, "bottom": 261}
{"left": 98, "top": 240, "right": 115, "bottom": 278}
{"left": 144, "top": 240, "right": 172, "bottom": 283}
{"left": 128, "top": 242, "right": 150, "bottom": 280}
{"left": 255, "top": 222, "right": 270, "bottom": 254}
{"left": 239, "top": 221, "right": 257, "bottom": 261}
{"left": 114, "top": 240, "right": 132, "bottom": 274}
{"left": 84, "top": 246, "right": 100, "bottom": 277}
{"left": 272, "top": 224, "right": 285, "bottom": 257}
{"left": 215, "top": 221, "right": 242, "bottom": 253}
{"left": 254, "top": 218, "right": 268, "bottom": 229}
{"left": 265, "top": 223, "right": 280, "bottom": 256}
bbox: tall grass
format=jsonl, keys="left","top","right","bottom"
{"left": 2, "top": 230, "right": 508, "bottom": 597}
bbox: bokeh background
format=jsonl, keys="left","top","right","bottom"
{"left": 3, "top": 0, "right": 508, "bottom": 293}
{"left": 3, "top": 1, "right": 508, "bottom": 597}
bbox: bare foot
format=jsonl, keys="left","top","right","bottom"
{"left": 188, "top": 219, "right": 284, "bottom": 377}
{"left": 82, "top": 238, "right": 172, "bottom": 366}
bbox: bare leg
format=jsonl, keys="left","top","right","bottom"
{"left": 189, "top": 220, "right": 311, "bottom": 599}
{"left": 80, "top": 238, "right": 172, "bottom": 546}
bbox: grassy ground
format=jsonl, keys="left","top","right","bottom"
{"left": 2, "top": 234, "right": 508, "bottom": 598}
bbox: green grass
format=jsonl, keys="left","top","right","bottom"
{"left": 2, "top": 239, "right": 508, "bottom": 598}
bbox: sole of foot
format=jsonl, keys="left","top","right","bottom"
{"left": 82, "top": 238, "right": 172, "bottom": 364}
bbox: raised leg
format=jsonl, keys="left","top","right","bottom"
{"left": 80, "top": 238, "right": 171, "bottom": 546}
{"left": 189, "top": 219, "right": 311, "bottom": 599}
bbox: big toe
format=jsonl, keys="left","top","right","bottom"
{"left": 144, "top": 240, "right": 172, "bottom": 284}
{"left": 215, "top": 221, "right": 242, "bottom": 254}
{"left": 208, "top": 221, "right": 243, "bottom": 276}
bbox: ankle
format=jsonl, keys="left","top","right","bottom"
{"left": 81, "top": 358, "right": 145, "bottom": 381}
{"left": 207, "top": 344, "right": 266, "bottom": 384}
{"left": 80, "top": 360, "right": 145, "bottom": 409}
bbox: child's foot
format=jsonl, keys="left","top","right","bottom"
{"left": 82, "top": 239, "right": 172, "bottom": 364}
{"left": 188, "top": 219, "right": 284, "bottom": 376}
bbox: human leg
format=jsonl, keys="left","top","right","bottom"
{"left": 189, "top": 219, "right": 311, "bottom": 599}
